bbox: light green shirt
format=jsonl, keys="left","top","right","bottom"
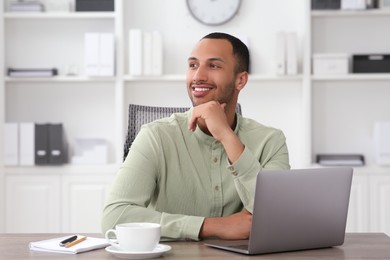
{"left": 102, "top": 109, "right": 290, "bottom": 241}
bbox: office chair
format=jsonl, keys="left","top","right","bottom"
{"left": 123, "top": 103, "right": 242, "bottom": 161}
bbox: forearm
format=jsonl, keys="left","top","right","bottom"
{"left": 199, "top": 211, "right": 252, "bottom": 240}
{"left": 102, "top": 202, "right": 204, "bottom": 241}
{"left": 219, "top": 128, "right": 244, "bottom": 164}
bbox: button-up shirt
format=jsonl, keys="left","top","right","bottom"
{"left": 102, "top": 108, "right": 290, "bottom": 241}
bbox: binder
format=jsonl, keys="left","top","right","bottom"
{"left": 286, "top": 32, "right": 298, "bottom": 75}
{"left": 129, "top": 29, "right": 143, "bottom": 76}
{"left": 3, "top": 123, "right": 19, "bottom": 166}
{"left": 48, "top": 123, "right": 67, "bottom": 165}
{"left": 75, "top": 0, "right": 114, "bottom": 12}
{"left": 19, "top": 123, "right": 35, "bottom": 166}
{"left": 84, "top": 33, "right": 100, "bottom": 76}
{"left": 152, "top": 31, "right": 163, "bottom": 76}
{"left": 99, "top": 33, "right": 115, "bottom": 76}
{"left": 275, "top": 32, "right": 286, "bottom": 75}
{"left": 143, "top": 31, "right": 153, "bottom": 76}
{"left": 35, "top": 123, "right": 49, "bottom": 165}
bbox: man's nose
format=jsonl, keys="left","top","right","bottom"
{"left": 192, "top": 65, "right": 208, "bottom": 82}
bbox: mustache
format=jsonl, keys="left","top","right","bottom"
{"left": 191, "top": 81, "right": 216, "bottom": 88}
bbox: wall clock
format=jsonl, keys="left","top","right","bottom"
{"left": 186, "top": 0, "right": 241, "bottom": 26}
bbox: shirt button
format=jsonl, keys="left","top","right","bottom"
{"left": 213, "top": 157, "right": 218, "bottom": 163}
{"left": 215, "top": 186, "right": 219, "bottom": 191}
{"left": 227, "top": 166, "right": 234, "bottom": 171}
{"left": 232, "top": 171, "right": 238, "bottom": 176}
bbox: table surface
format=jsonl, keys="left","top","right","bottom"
{"left": 1, "top": 233, "right": 390, "bottom": 259}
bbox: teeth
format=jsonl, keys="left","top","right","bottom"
{"left": 194, "top": 88, "right": 210, "bottom": 92}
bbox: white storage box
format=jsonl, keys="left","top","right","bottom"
{"left": 71, "top": 138, "right": 108, "bottom": 165}
{"left": 313, "top": 54, "right": 349, "bottom": 75}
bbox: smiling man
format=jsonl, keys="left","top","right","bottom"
{"left": 102, "top": 32, "right": 290, "bottom": 241}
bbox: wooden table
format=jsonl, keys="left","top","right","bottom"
{"left": 1, "top": 233, "right": 390, "bottom": 259}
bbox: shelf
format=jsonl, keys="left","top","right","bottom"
{"left": 312, "top": 73, "right": 390, "bottom": 81}
{"left": 124, "top": 75, "right": 185, "bottom": 82}
{"left": 353, "top": 166, "right": 390, "bottom": 175}
{"left": 5, "top": 76, "right": 116, "bottom": 83}
{"left": 124, "top": 74, "right": 303, "bottom": 82}
{"left": 249, "top": 74, "right": 303, "bottom": 81}
{"left": 3, "top": 164, "right": 119, "bottom": 175}
{"left": 310, "top": 164, "right": 390, "bottom": 175}
{"left": 312, "top": 9, "right": 390, "bottom": 17}
{"left": 4, "top": 12, "right": 115, "bottom": 20}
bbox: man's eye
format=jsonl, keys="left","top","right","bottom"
{"left": 210, "top": 64, "right": 219, "bottom": 69}
{"left": 189, "top": 63, "right": 198, "bottom": 68}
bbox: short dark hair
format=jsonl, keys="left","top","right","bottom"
{"left": 202, "top": 32, "right": 250, "bottom": 74}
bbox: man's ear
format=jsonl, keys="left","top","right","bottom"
{"left": 236, "top": 71, "right": 248, "bottom": 91}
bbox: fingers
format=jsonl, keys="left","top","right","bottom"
{"left": 188, "top": 101, "right": 227, "bottom": 132}
{"left": 188, "top": 116, "right": 197, "bottom": 132}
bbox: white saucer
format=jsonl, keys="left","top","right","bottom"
{"left": 105, "top": 244, "right": 171, "bottom": 259}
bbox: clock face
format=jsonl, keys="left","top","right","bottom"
{"left": 186, "top": 0, "right": 241, "bottom": 26}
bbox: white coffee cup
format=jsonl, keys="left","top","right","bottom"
{"left": 105, "top": 222, "right": 161, "bottom": 252}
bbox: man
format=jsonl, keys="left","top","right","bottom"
{"left": 102, "top": 32, "right": 290, "bottom": 241}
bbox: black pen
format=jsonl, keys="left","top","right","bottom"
{"left": 59, "top": 235, "right": 78, "bottom": 247}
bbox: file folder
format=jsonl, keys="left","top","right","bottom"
{"left": 35, "top": 123, "right": 49, "bottom": 165}
{"left": 4, "top": 123, "right": 19, "bottom": 165}
{"left": 84, "top": 33, "right": 100, "bottom": 76}
{"left": 99, "top": 33, "right": 115, "bottom": 76}
{"left": 129, "top": 29, "right": 143, "bottom": 76}
{"left": 143, "top": 31, "right": 153, "bottom": 76}
{"left": 275, "top": 32, "right": 286, "bottom": 75}
{"left": 48, "top": 123, "right": 67, "bottom": 165}
{"left": 152, "top": 31, "right": 163, "bottom": 76}
{"left": 286, "top": 32, "right": 298, "bottom": 75}
{"left": 19, "top": 122, "right": 35, "bottom": 166}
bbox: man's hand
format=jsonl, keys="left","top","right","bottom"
{"left": 188, "top": 101, "right": 244, "bottom": 164}
{"left": 199, "top": 211, "right": 252, "bottom": 240}
{"left": 188, "top": 101, "right": 230, "bottom": 141}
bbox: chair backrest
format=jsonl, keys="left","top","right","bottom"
{"left": 123, "top": 103, "right": 243, "bottom": 161}
{"left": 123, "top": 104, "right": 190, "bottom": 161}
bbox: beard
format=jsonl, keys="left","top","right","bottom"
{"left": 217, "top": 78, "right": 236, "bottom": 105}
{"left": 188, "top": 76, "right": 237, "bottom": 106}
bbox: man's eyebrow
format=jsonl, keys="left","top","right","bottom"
{"left": 208, "top": 57, "right": 225, "bottom": 63}
{"left": 187, "top": 57, "right": 225, "bottom": 63}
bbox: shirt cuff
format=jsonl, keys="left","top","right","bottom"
{"left": 184, "top": 216, "right": 205, "bottom": 241}
{"left": 226, "top": 146, "right": 261, "bottom": 177}
{"left": 160, "top": 213, "right": 205, "bottom": 241}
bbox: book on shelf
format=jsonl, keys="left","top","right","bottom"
{"left": 316, "top": 154, "right": 365, "bottom": 166}
{"left": 8, "top": 1, "right": 45, "bottom": 12}
{"left": 7, "top": 68, "right": 58, "bottom": 77}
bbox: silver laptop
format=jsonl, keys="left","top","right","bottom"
{"left": 206, "top": 167, "right": 353, "bottom": 255}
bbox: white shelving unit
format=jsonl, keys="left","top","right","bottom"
{"left": 309, "top": 6, "right": 390, "bottom": 235}
{"left": 0, "top": 0, "right": 389, "bottom": 234}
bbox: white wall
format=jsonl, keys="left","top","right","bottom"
{"left": 124, "top": 0, "right": 306, "bottom": 75}
{"left": 123, "top": 0, "right": 306, "bottom": 167}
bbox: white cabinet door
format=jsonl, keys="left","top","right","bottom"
{"left": 62, "top": 174, "right": 114, "bottom": 233}
{"left": 370, "top": 175, "right": 390, "bottom": 236}
{"left": 5, "top": 175, "right": 61, "bottom": 233}
{"left": 346, "top": 174, "right": 370, "bottom": 232}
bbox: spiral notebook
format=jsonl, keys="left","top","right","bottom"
{"left": 29, "top": 235, "right": 109, "bottom": 254}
